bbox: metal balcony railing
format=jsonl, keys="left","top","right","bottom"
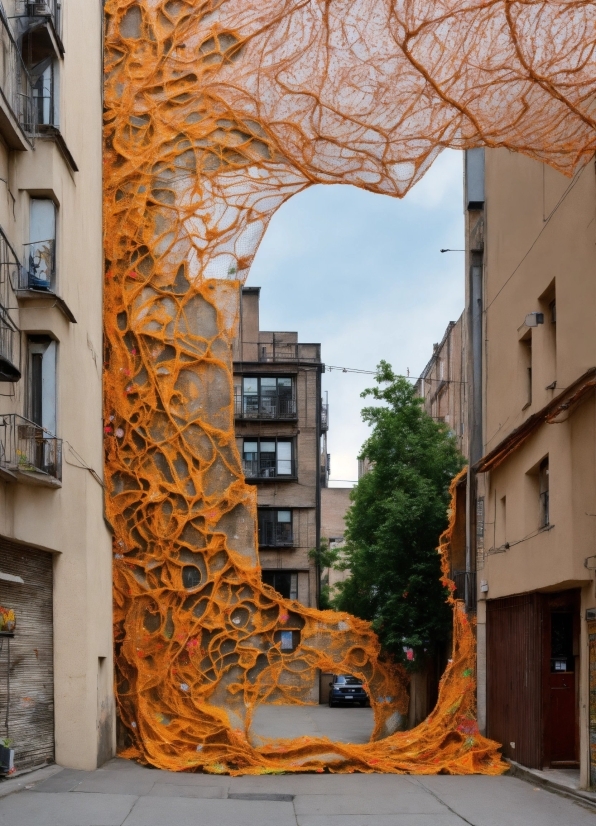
{"left": 321, "top": 403, "right": 329, "bottom": 431}
{"left": 0, "top": 309, "right": 20, "bottom": 381}
{"left": 243, "top": 457, "right": 297, "bottom": 480}
{"left": 0, "top": 5, "right": 36, "bottom": 134}
{"left": 258, "top": 342, "right": 321, "bottom": 363}
{"left": 234, "top": 392, "right": 297, "bottom": 420}
{"left": 258, "top": 522, "right": 294, "bottom": 547}
{"left": 18, "top": 0, "right": 61, "bottom": 35}
{"left": 0, "top": 414, "right": 62, "bottom": 482}
{"left": 21, "top": 238, "right": 55, "bottom": 290}
{"left": 452, "top": 570, "right": 477, "bottom": 612}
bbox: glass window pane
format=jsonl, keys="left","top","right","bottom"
{"left": 243, "top": 441, "right": 258, "bottom": 454}
{"left": 260, "top": 377, "right": 276, "bottom": 389}
{"left": 278, "top": 378, "right": 292, "bottom": 388}
{"left": 290, "top": 573, "right": 298, "bottom": 600}
{"left": 277, "top": 442, "right": 292, "bottom": 460}
{"left": 243, "top": 377, "right": 258, "bottom": 394}
{"left": 277, "top": 510, "right": 291, "bottom": 523}
{"left": 260, "top": 441, "right": 276, "bottom": 454}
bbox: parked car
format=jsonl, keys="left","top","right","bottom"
{"left": 328, "top": 675, "right": 369, "bottom": 707}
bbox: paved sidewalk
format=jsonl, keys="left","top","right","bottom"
{"left": 0, "top": 757, "right": 594, "bottom": 826}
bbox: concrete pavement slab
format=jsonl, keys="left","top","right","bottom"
{"left": 29, "top": 768, "right": 89, "bottom": 793}
{"left": 0, "top": 764, "right": 63, "bottom": 798}
{"left": 296, "top": 815, "right": 465, "bottom": 826}
{"left": 415, "top": 776, "right": 596, "bottom": 826}
{"left": 0, "top": 791, "right": 137, "bottom": 826}
{"left": 72, "top": 769, "right": 156, "bottom": 796}
{"left": 121, "top": 795, "right": 297, "bottom": 826}
{"left": 147, "top": 782, "right": 227, "bottom": 798}
{"left": 293, "top": 792, "right": 448, "bottom": 815}
{"left": 228, "top": 773, "right": 421, "bottom": 796}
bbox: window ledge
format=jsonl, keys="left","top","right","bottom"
{"left": 16, "top": 289, "right": 77, "bottom": 323}
{"left": 37, "top": 126, "right": 78, "bottom": 172}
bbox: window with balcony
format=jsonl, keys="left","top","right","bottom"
{"left": 235, "top": 376, "right": 295, "bottom": 419}
{"left": 24, "top": 198, "right": 56, "bottom": 291}
{"left": 262, "top": 570, "right": 298, "bottom": 601}
{"left": 258, "top": 509, "right": 293, "bottom": 547}
{"left": 242, "top": 438, "right": 295, "bottom": 479}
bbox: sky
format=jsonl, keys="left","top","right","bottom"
{"left": 247, "top": 149, "right": 466, "bottom": 487}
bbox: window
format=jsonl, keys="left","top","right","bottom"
{"left": 242, "top": 438, "right": 295, "bottom": 478}
{"left": 27, "top": 336, "right": 57, "bottom": 434}
{"left": 258, "top": 509, "right": 293, "bottom": 547}
{"left": 26, "top": 199, "right": 56, "bottom": 291}
{"left": 520, "top": 333, "right": 532, "bottom": 408}
{"left": 32, "top": 60, "right": 55, "bottom": 126}
{"left": 539, "top": 457, "right": 549, "bottom": 527}
{"left": 236, "top": 376, "right": 295, "bottom": 418}
{"left": 262, "top": 570, "right": 298, "bottom": 601}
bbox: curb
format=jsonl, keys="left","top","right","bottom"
{"left": 507, "top": 759, "right": 596, "bottom": 813}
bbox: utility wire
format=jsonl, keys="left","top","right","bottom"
{"left": 326, "top": 364, "right": 467, "bottom": 384}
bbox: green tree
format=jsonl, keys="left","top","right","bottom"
{"left": 332, "top": 361, "right": 464, "bottom": 671}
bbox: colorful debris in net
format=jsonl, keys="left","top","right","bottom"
{"left": 103, "top": 0, "right": 596, "bottom": 774}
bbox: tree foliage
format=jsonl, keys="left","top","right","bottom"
{"left": 332, "top": 361, "right": 464, "bottom": 671}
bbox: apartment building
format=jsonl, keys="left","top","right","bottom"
{"left": 415, "top": 316, "right": 467, "bottom": 458}
{"left": 463, "top": 148, "right": 596, "bottom": 788}
{"left": 233, "top": 287, "right": 326, "bottom": 623}
{"left": 0, "top": 1, "right": 113, "bottom": 772}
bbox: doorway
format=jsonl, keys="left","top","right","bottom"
{"left": 544, "top": 591, "right": 580, "bottom": 767}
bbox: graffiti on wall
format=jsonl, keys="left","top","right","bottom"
{"left": 103, "top": 0, "right": 596, "bottom": 773}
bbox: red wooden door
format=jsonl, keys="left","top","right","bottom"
{"left": 549, "top": 672, "right": 576, "bottom": 762}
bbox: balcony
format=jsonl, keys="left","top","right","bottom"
{"left": 243, "top": 457, "right": 297, "bottom": 481}
{"left": 258, "top": 522, "right": 295, "bottom": 548}
{"left": 0, "top": 310, "right": 21, "bottom": 382}
{"left": 0, "top": 414, "right": 62, "bottom": 486}
{"left": 321, "top": 403, "right": 329, "bottom": 431}
{"left": 235, "top": 392, "right": 297, "bottom": 420}
{"left": 258, "top": 342, "right": 321, "bottom": 363}
{"left": 452, "top": 569, "right": 477, "bottom": 612}
{"left": 21, "top": 238, "right": 55, "bottom": 291}
{"left": 17, "top": 0, "right": 63, "bottom": 49}
{"left": 0, "top": 6, "right": 35, "bottom": 147}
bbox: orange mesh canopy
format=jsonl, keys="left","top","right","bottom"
{"left": 103, "top": 0, "right": 595, "bottom": 773}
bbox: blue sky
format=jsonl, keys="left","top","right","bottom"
{"left": 247, "top": 149, "right": 465, "bottom": 485}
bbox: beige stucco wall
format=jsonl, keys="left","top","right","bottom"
{"left": 478, "top": 148, "right": 596, "bottom": 785}
{"left": 0, "top": 1, "right": 114, "bottom": 769}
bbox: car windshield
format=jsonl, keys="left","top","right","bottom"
{"left": 335, "top": 676, "right": 362, "bottom": 685}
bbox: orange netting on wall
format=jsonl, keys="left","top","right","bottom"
{"left": 103, "top": 0, "right": 595, "bottom": 774}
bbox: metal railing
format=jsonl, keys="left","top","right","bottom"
{"left": 0, "top": 308, "right": 19, "bottom": 379}
{"left": 243, "top": 457, "right": 297, "bottom": 480}
{"left": 0, "top": 414, "right": 62, "bottom": 481}
{"left": 452, "top": 570, "right": 477, "bottom": 612}
{"left": 258, "top": 522, "right": 294, "bottom": 547}
{"left": 21, "top": 238, "right": 55, "bottom": 290}
{"left": 0, "top": 5, "right": 36, "bottom": 134}
{"left": 234, "top": 392, "right": 297, "bottom": 419}
{"left": 17, "top": 0, "right": 61, "bottom": 36}
{"left": 321, "top": 403, "right": 329, "bottom": 431}
{"left": 258, "top": 342, "right": 321, "bottom": 363}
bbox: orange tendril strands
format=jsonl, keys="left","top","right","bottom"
{"left": 103, "top": 0, "right": 594, "bottom": 774}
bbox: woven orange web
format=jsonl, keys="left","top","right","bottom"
{"left": 103, "top": 0, "right": 595, "bottom": 774}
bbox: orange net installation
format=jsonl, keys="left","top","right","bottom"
{"left": 102, "top": 0, "right": 596, "bottom": 774}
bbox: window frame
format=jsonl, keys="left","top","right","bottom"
{"left": 242, "top": 436, "right": 296, "bottom": 479}
{"left": 258, "top": 508, "right": 294, "bottom": 547}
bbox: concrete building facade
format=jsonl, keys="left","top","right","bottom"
{"left": 0, "top": 1, "right": 114, "bottom": 773}
{"left": 232, "top": 287, "right": 325, "bottom": 620}
{"left": 463, "top": 148, "right": 596, "bottom": 788}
